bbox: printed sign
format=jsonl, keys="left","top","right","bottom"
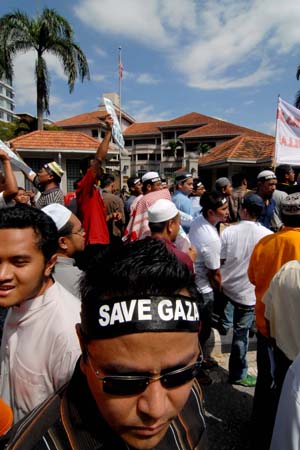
{"left": 103, "top": 97, "right": 125, "bottom": 149}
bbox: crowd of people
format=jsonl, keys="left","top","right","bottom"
{"left": 0, "top": 114, "right": 300, "bottom": 449}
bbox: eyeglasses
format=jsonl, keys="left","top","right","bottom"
{"left": 87, "top": 354, "right": 203, "bottom": 396}
{"left": 71, "top": 227, "right": 85, "bottom": 236}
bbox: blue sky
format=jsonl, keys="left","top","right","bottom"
{"left": 1, "top": 0, "right": 300, "bottom": 135}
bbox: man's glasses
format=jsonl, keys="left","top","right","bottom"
{"left": 87, "top": 355, "right": 203, "bottom": 396}
{"left": 71, "top": 226, "right": 85, "bottom": 236}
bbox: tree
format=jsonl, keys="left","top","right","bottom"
{"left": 164, "top": 140, "right": 182, "bottom": 158}
{"left": 0, "top": 8, "right": 90, "bottom": 130}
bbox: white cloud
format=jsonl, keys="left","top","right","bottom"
{"left": 125, "top": 100, "right": 171, "bottom": 122}
{"left": 136, "top": 73, "right": 160, "bottom": 85}
{"left": 73, "top": 0, "right": 300, "bottom": 90}
{"left": 94, "top": 46, "right": 107, "bottom": 57}
{"left": 92, "top": 74, "right": 106, "bottom": 82}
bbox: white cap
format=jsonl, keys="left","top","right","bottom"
{"left": 42, "top": 204, "right": 72, "bottom": 231}
{"left": 142, "top": 171, "right": 161, "bottom": 184}
{"left": 257, "top": 170, "right": 276, "bottom": 180}
{"left": 148, "top": 199, "right": 179, "bottom": 223}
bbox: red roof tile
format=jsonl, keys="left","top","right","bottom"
{"left": 180, "top": 121, "right": 270, "bottom": 139}
{"left": 163, "top": 112, "right": 214, "bottom": 126}
{"left": 10, "top": 131, "right": 100, "bottom": 150}
{"left": 124, "top": 120, "right": 169, "bottom": 135}
{"left": 54, "top": 110, "right": 109, "bottom": 127}
{"left": 198, "top": 135, "right": 275, "bottom": 166}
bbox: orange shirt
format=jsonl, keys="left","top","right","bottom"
{"left": 0, "top": 397, "right": 13, "bottom": 436}
{"left": 248, "top": 228, "right": 300, "bottom": 337}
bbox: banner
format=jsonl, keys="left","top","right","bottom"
{"left": 0, "top": 140, "right": 34, "bottom": 176}
{"left": 103, "top": 97, "right": 125, "bottom": 150}
{"left": 275, "top": 97, "right": 300, "bottom": 165}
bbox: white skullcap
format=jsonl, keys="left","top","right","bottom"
{"left": 42, "top": 203, "right": 72, "bottom": 231}
{"left": 148, "top": 199, "right": 179, "bottom": 223}
{"left": 142, "top": 171, "right": 161, "bottom": 184}
{"left": 257, "top": 170, "right": 276, "bottom": 180}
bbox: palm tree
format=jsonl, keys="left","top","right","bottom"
{"left": 0, "top": 8, "right": 90, "bottom": 130}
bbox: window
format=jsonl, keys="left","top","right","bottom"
{"left": 91, "top": 129, "right": 98, "bottom": 138}
{"left": 136, "top": 138, "right": 155, "bottom": 145}
{"left": 149, "top": 154, "right": 155, "bottom": 160}
{"left": 66, "top": 160, "right": 82, "bottom": 192}
{"left": 137, "top": 154, "right": 147, "bottom": 161}
{"left": 156, "top": 154, "right": 161, "bottom": 161}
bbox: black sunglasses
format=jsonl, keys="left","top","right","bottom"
{"left": 87, "top": 356, "right": 203, "bottom": 396}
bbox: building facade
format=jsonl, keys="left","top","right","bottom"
{"left": 0, "top": 77, "right": 15, "bottom": 123}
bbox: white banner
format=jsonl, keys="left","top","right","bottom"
{"left": 275, "top": 97, "right": 300, "bottom": 165}
{"left": 103, "top": 97, "right": 125, "bottom": 150}
{"left": 0, "top": 140, "right": 34, "bottom": 176}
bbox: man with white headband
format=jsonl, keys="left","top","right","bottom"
{"left": 3, "top": 238, "right": 207, "bottom": 450}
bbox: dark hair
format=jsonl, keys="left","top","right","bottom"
{"left": 80, "top": 238, "right": 197, "bottom": 342}
{"left": 58, "top": 220, "right": 73, "bottom": 238}
{"left": 232, "top": 172, "right": 247, "bottom": 188}
{"left": 275, "top": 165, "right": 293, "bottom": 183}
{"left": 281, "top": 213, "right": 300, "bottom": 227}
{"left": 127, "top": 176, "right": 140, "bottom": 189}
{"left": 17, "top": 186, "right": 26, "bottom": 191}
{"left": 101, "top": 174, "right": 115, "bottom": 188}
{"left": 200, "top": 190, "right": 226, "bottom": 216}
{"left": 0, "top": 204, "right": 58, "bottom": 261}
{"left": 148, "top": 220, "right": 168, "bottom": 233}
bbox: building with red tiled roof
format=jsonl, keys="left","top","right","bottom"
{"left": 123, "top": 111, "right": 274, "bottom": 186}
{"left": 23, "top": 98, "right": 274, "bottom": 190}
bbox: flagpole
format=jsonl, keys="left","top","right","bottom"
{"left": 118, "top": 46, "right": 122, "bottom": 131}
{"left": 273, "top": 94, "right": 280, "bottom": 169}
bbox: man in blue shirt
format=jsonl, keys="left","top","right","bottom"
{"left": 172, "top": 173, "right": 194, "bottom": 231}
{"left": 256, "top": 170, "right": 277, "bottom": 230}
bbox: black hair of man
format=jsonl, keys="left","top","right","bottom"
{"left": 275, "top": 165, "right": 293, "bottom": 183}
{"left": 232, "top": 172, "right": 247, "bottom": 188}
{"left": 148, "top": 220, "right": 169, "bottom": 233}
{"left": 281, "top": 213, "right": 300, "bottom": 227}
{"left": 80, "top": 237, "right": 197, "bottom": 344}
{"left": 200, "top": 190, "right": 226, "bottom": 218}
{"left": 0, "top": 203, "right": 58, "bottom": 262}
{"left": 101, "top": 174, "right": 115, "bottom": 189}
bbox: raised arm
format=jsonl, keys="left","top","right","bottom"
{"left": 96, "top": 114, "right": 113, "bottom": 161}
{"left": 0, "top": 149, "right": 18, "bottom": 201}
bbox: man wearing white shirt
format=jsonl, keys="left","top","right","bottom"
{"left": 220, "top": 193, "right": 272, "bottom": 387}
{"left": 189, "top": 191, "right": 228, "bottom": 354}
{"left": 0, "top": 204, "right": 81, "bottom": 423}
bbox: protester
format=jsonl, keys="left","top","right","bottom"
{"left": 190, "top": 178, "right": 205, "bottom": 217}
{"left": 0, "top": 398, "right": 13, "bottom": 437}
{"left": 275, "top": 164, "right": 298, "bottom": 194}
{"left": 215, "top": 177, "right": 235, "bottom": 222}
{"left": 0, "top": 149, "right": 18, "bottom": 208}
{"left": 220, "top": 193, "right": 272, "bottom": 387}
{"left": 230, "top": 172, "right": 248, "bottom": 221}
{"left": 124, "top": 171, "right": 171, "bottom": 242}
{"left": 2, "top": 238, "right": 207, "bottom": 450}
{"left": 21, "top": 160, "right": 65, "bottom": 208}
{"left": 0, "top": 204, "right": 81, "bottom": 422}
{"left": 189, "top": 191, "right": 228, "bottom": 367}
{"left": 248, "top": 191, "right": 300, "bottom": 449}
{"left": 263, "top": 259, "right": 300, "bottom": 397}
{"left": 125, "top": 176, "right": 142, "bottom": 220}
{"left": 101, "top": 174, "right": 125, "bottom": 245}
{"left": 172, "top": 173, "right": 194, "bottom": 231}
{"left": 270, "top": 351, "right": 300, "bottom": 450}
{"left": 13, "top": 187, "right": 32, "bottom": 206}
{"left": 42, "top": 203, "right": 85, "bottom": 297}
{"left": 255, "top": 170, "right": 277, "bottom": 229}
{"left": 75, "top": 114, "right": 113, "bottom": 265}
{"left": 148, "top": 198, "right": 196, "bottom": 272}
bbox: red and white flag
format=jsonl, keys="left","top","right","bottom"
{"left": 275, "top": 97, "right": 300, "bottom": 165}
